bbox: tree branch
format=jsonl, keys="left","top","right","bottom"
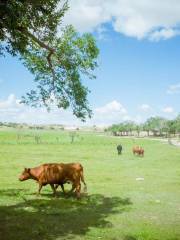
{"left": 47, "top": 51, "right": 56, "bottom": 90}
{"left": 17, "top": 26, "right": 55, "bottom": 53}
{"left": 17, "top": 26, "right": 58, "bottom": 89}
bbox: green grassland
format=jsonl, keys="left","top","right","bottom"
{"left": 0, "top": 128, "right": 180, "bottom": 240}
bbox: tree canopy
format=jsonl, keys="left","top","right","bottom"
{"left": 0, "top": 0, "right": 99, "bottom": 121}
{"left": 106, "top": 115, "right": 180, "bottom": 137}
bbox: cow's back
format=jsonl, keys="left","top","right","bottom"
{"left": 39, "top": 163, "right": 82, "bottom": 185}
{"left": 39, "top": 164, "right": 64, "bottom": 184}
{"left": 60, "top": 163, "right": 83, "bottom": 180}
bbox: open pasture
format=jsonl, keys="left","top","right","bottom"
{"left": 0, "top": 129, "right": 180, "bottom": 240}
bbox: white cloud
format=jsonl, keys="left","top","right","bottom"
{"left": 0, "top": 95, "right": 177, "bottom": 126}
{"left": 149, "top": 28, "right": 180, "bottom": 41}
{"left": 167, "top": 83, "right": 180, "bottom": 94}
{"left": 96, "top": 26, "right": 109, "bottom": 40}
{"left": 138, "top": 104, "right": 152, "bottom": 112}
{"left": 62, "top": 0, "right": 180, "bottom": 40}
{"left": 95, "top": 100, "right": 127, "bottom": 114}
{"left": 162, "top": 106, "right": 174, "bottom": 113}
{"left": 90, "top": 100, "right": 130, "bottom": 126}
{"left": 0, "top": 96, "right": 130, "bottom": 126}
{"left": 0, "top": 94, "right": 80, "bottom": 125}
{"left": 62, "top": 0, "right": 111, "bottom": 33}
{"left": 0, "top": 94, "right": 21, "bottom": 109}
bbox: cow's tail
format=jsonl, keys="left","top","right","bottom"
{"left": 80, "top": 168, "right": 87, "bottom": 193}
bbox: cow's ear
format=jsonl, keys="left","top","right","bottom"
{"left": 24, "top": 168, "right": 30, "bottom": 172}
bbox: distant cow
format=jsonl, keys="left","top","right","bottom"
{"left": 117, "top": 144, "right": 122, "bottom": 155}
{"left": 19, "top": 163, "right": 87, "bottom": 198}
{"left": 133, "top": 146, "right": 144, "bottom": 157}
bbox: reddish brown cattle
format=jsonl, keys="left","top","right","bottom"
{"left": 54, "top": 162, "right": 86, "bottom": 193}
{"left": 19, "top": 163, "right": 87, "bottom": 198}
{"left": 138, "top": 147, "right": 144, "bottom": 156}
{"left": 133, "top": 146, "right": 139, "bottom": 155}
{"left": 133, "top": 146, "right": 144, "bottom": 157}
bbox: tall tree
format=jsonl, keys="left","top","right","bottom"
{"left": 166, "top": 120, "right": 176, "bottom": 137}
{"left": 0, "top": 0, "right": 99, "bottom": 120}
{"left": 135, "top": 123, "right": 143, "bottom": 137}
{"left": 175, "top": 114, "right": 180, "bottom": 133}
{"left": 143, "top": 117, "right": 167, "bottom": 136}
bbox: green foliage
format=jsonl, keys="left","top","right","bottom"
{"left": 143, "top": 117, "right": 166, "bottom": 133}
{"left": 107, "top": 115, "right": 180, "bottom": 137}
{"left": 0, "top": 0, "right": 66, "bottom": 55}
{"left": 166, "top": 120, "right": 177, "bottom": 135}
{"left": 107, "top": 121, "right": 139, "bottom": 135}
{"left": 0, "top": 0, "right": 99, "bottom": 120}
{"left": 174, "top": 114, "right": 180, "bottom": 132}
{"left": 144, "top": 116, "right": 179, "bottom": 136}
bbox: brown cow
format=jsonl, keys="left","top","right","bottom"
{"left": 133, "top": 146, "right": 144, "bottom": 157}
{"left": 54, "top": 162, "right": 86, "bottom": 193}
{"left": 138, "top": 147, "right": 144, "bottom": 156}
{"left": 19, "top": 163, "right": 87, "bottom": 198}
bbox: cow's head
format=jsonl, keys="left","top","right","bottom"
{"left": 19, "top": 168, "right": 31, "bottom": 181}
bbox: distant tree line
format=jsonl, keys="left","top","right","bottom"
{"left": 105, "top": 115, "right": 180, "bottom": 138}
{"left": 0, "top": 122, "right": 25, "bottom": 128}
{"left": 0, "top": 122, "right": 65, "bottom": 130}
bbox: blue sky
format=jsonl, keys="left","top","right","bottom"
{"left": 0, "top": 0, "right": 180, "bottom": 126}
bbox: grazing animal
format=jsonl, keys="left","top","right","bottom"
{"left": 138, "top": 147, "right": 144, "bottom": 156}
{"left": 117, "top": 144, "right": 122, "bottom": 155}
{"left": 133, "top": 146, "right": 144, "bottom": 157}
{"left": 19, "top": 163, "right": 87, "bottom": 198}
{"left": 133, "top": 146, "right": 139, "bottom": 155}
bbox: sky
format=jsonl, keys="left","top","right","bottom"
{"left": 0, "top": 0, "right": 180, "bottom": 126}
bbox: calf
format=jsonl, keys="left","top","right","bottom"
{"left": 117, "top": 144, "right": 122, "bottom": 155}
{"left": 133, "top": 146, "right": 144, "bottom": 157}
{"left": 19, "top": 163, "right": 87, "bottom": 198}
{"left": 138, "top": 147, "right": 144, "bottom": 157}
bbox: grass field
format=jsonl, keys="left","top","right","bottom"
{"left": 0, "top": 128, "right": 180, "bottom": 240}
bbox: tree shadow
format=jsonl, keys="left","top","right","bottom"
{"left": 124, "top": 236, "right": 138, "bottom": 240}
{"left": 0, "top": 189, "right": 132, "bottom": 240}
{"left": 0, "top": 188, "right": 71, "bottom": 199}
{"left": 0, "top": 188, "right": 87, "bottom": 199}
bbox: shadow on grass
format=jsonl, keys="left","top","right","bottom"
{"left": 0, "top": 189, "right": 132, "bottom": 240}
{"left": 0, "top": 188, "right": 70, "bottom": 199}
{"left": 124, "top": 236, "right": 137, "bottom": 240}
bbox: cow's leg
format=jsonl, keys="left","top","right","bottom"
{"left": 75, "top": 183, "right": 81, "bottom": 199}
{"left": 50, "top": 184, "right": 57, "bottom": 197}
{"left": 60, "top": 183, "right": 65, "bottom": 194}
{"left": 37, "top": 183, "right": 43, "bottom": 196}
{"left": 80, "top": 171, "right": 87, "bottom": 192}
